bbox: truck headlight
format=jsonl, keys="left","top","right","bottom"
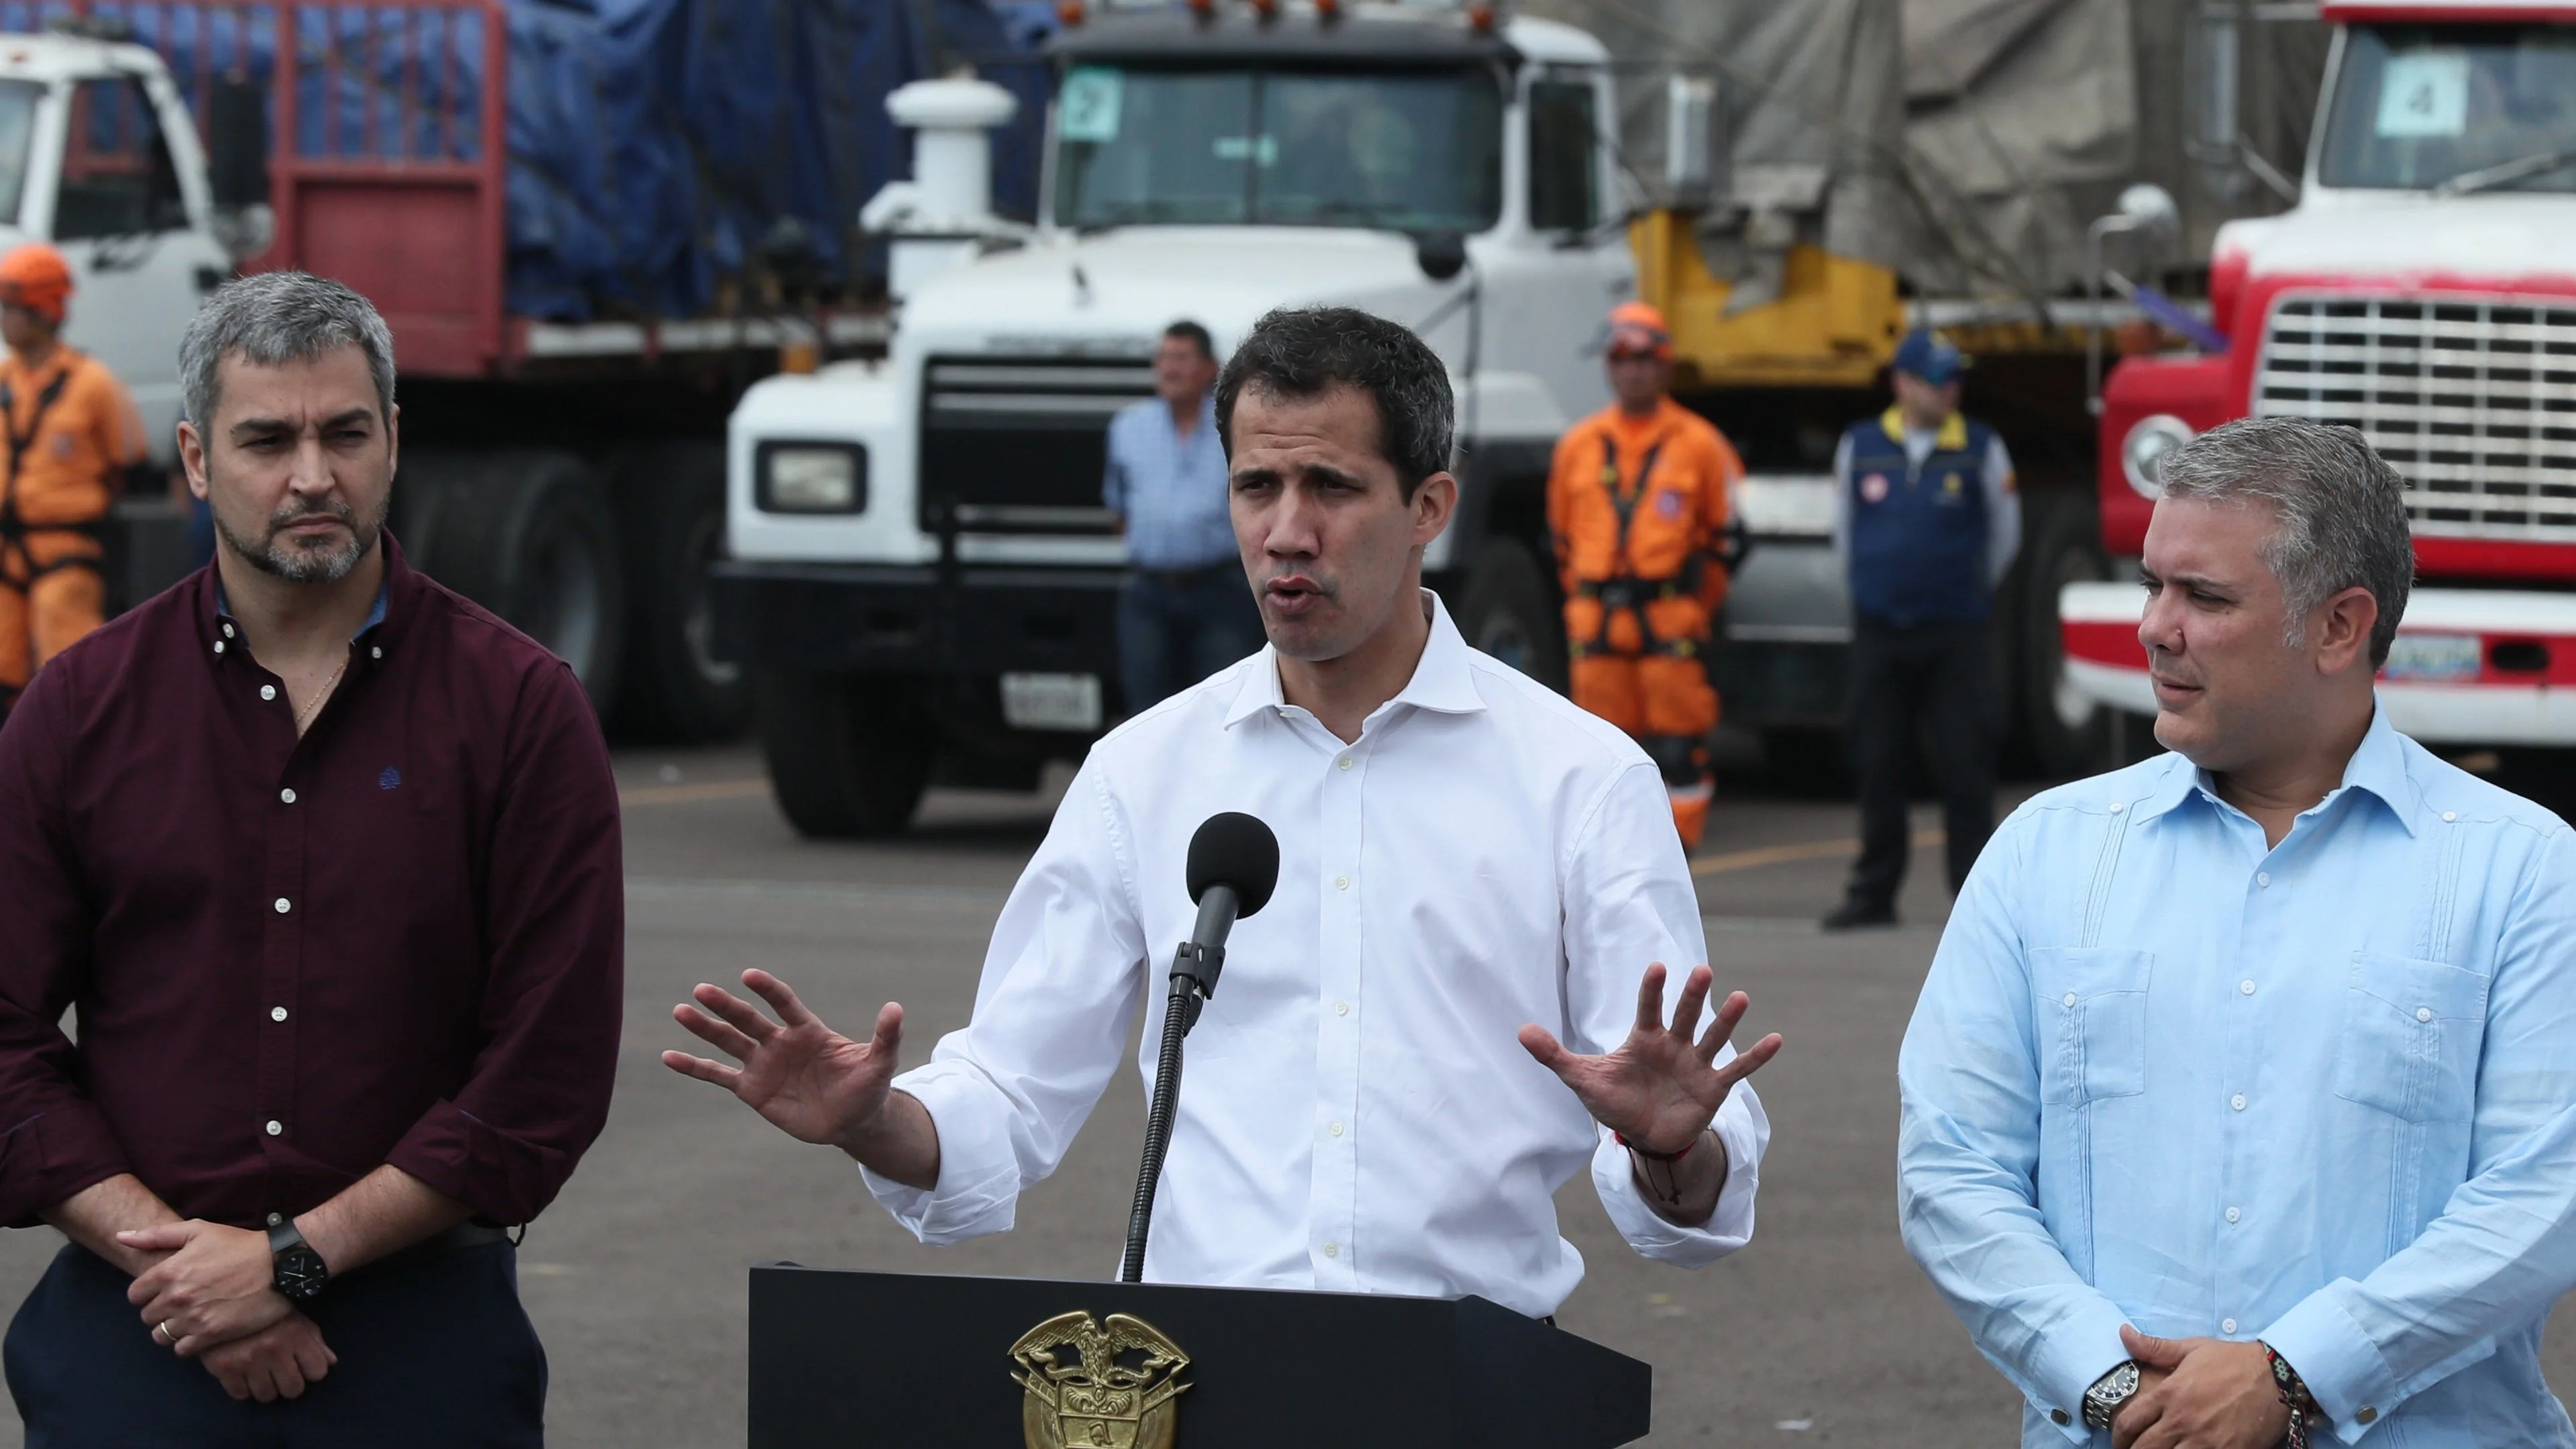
{"left": 2120, "top": 415, "right": 2194, "bottom": 499}
{"left": 757, "top": 443, "right": 868, "bottom": 513}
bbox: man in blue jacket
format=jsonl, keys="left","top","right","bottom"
{"left": 1823, "top": 329, "right": 2020, "bottom": 930}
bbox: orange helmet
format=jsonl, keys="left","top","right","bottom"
{"left": 0, "top": 244, "right": 70, "bottom": 327}
{"left": 1606, "top": 301, "right": 1672, "bottom": 361}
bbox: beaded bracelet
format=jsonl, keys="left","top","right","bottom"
{"left": 2263, "top": 1343, "right": 2311, "bottom": 1449}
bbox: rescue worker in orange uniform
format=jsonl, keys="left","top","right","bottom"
{"left": 1547, "top": 302, "right": 1745, "bottom": 850}
{"left": 0, "top": 243, "right": 145, "bottom": 711}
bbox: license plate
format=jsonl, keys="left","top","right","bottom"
{"left": 1000, "top": 672, "right": 1103, "bottom": 732}
{"left": 2381, "top": 632, "right": 2481, "bottom": 683}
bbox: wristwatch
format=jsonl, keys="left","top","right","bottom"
{"left": 2082, "top": 1360, "right": 2143, "bottom": 1430}
{"left": 266, "top": 1213, "right": 329, "bottom": 1302}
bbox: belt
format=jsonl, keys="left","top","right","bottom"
{"left": 354, "top": 1220, "right": 516, "bottom": 1278}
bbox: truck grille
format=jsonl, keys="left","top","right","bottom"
{"left": 2255, "top": 294, "right": 2576, "bottom": 540}
{"left": 921, "top": 356, "right": 1158, "bottom": 534}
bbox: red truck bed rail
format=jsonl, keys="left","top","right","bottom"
{"left": 21, "top": 0, "right": 506, "bottom": 374}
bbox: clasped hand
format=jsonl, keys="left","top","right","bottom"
{"left": 2110, "top": 1326, "right": 2292, "bottom": 1449}
{"left": 114, "top": 1218, "right": 338, "bottom": 1401}
{"left": 1516, "top": 961, "right": 1782, "bottom": 1156}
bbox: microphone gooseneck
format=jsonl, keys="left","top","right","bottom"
{"left": 1122, "top": 813, "right": 1280, "bottom": 1283}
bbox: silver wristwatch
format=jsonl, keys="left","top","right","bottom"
{"left": 2083, "top": 1360, "right": 2143, "bottom": 1430}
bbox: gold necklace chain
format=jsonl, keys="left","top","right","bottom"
{"left": 295, "top": 652, "right": 351, "bottom": 734}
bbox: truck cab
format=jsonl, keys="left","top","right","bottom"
{"left": 2068, "top": 0, "right": 2576, "bottom": 747}
{"left": 717, "top": 1, "right": 1633, "bottom": 835}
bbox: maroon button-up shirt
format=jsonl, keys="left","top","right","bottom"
{"left": 0, "top": 537, "right": 622, "bottom": 1230}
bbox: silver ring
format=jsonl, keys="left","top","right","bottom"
{"left": 155, "top": 1320, "right": 176, "bottom": 1344}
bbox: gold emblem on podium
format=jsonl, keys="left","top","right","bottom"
{"left": 1009, "top": 1310, "right": 1192, "bottom": 1449}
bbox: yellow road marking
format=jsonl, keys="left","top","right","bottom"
{"left": 618, "top": 778, "right": 770, "bottom": 807}
{"left": 1691, "top": 826, "right": 1944, "bottom": 877}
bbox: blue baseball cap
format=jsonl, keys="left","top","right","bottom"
{"left": 1892, "top": 328, "right": 1968, "bottom": 386}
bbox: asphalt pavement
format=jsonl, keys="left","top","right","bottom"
{"left": 6, "top": 742, "right": 2575, "bottom": 1446}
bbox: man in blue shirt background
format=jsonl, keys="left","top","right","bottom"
{"left": 1825, "top": 328, "right": 2020, "bottom": 930}
{"left": 1899, "top": 416, "right": 2576, "bottom": 1448}
{"left": 1104, "top": 320, "right": 1264, "bottom": 714}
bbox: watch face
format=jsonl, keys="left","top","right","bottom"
{"left": 274, "top": 1244, "right": 328, "bottom": 1301}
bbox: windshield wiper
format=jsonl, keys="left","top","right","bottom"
{"left": 2433, "top": 148, "right": 2576, "bottom": 197}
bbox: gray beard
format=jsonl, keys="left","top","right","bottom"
{"left": 215, "top": 497, "right": 382, "bottom": 584}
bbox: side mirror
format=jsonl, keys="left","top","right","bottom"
{"left": 207, "top": 78, "right": 268, "bottom": 210}
{"left": 1663, "top": 74, "right": 1715, "bottom": 199}
{"left": 1414, "top": 230, "right": 1467, "bottom": 282}
{"left": 2116, "top": 183, "right": 2181, "bottom": 247}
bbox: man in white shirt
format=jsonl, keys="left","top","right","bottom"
{"left": 665, "top": 305, "right": 1781, "bottom": 1313}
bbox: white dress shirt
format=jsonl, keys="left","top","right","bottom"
{"left": 865, "top": 592, "right": 1767, "bottom": 1315}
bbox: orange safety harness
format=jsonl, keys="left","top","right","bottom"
{"left": 1568, "top": 429, "right": 1703, "bottom": 662}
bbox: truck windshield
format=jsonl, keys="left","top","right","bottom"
{"left": 2318, "top": 23, "right": 2576, "bottom": 193}
{"left": 1052, "top": 64, "right": 1503, "bottom": 232}
{"left": 0, "top": 81, "right": 38, "bottom": 227}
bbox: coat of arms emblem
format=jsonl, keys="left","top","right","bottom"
{"left": 1009, "top": 1310, "right": 1192, "bottom": 1449}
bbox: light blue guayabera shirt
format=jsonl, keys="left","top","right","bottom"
{"left": 1102, "top": 395, "right": 1235, "bottom": 572}
{"left": 1900, "top": 705, "right": 2576, "bottom": 1447}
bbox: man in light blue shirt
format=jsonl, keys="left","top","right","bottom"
{"left": 1899, "top": 416, "right": 2576, "bottom": 1448}
{"left": 1105, "top": 320, "right": 1264, "bottom": 713}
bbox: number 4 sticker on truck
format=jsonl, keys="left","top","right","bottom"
{"left": 1062, "top": 67, "right": 1124, "bottom": 143}
{"left": 2377, "top": 50, "right": 2468, "bottom": 139}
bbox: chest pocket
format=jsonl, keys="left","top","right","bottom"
{"left": 2332, "top": 953, "right": 2489, "bottom": 1123}
{"left": 2032, "top": 947, "right": 2152, "bottom": 1105}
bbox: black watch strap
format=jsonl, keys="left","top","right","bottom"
{"left": 266, "top": 1213, "right": 329, "bottom": 1301}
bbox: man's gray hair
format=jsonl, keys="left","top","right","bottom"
{"left": 179, "top": 271, "right": 396, "bottom": 428}
{"left": 2159, "top": 415, "right": 2414, "bottom": 666}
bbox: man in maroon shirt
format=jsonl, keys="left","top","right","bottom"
{"left": 0, "top": 270, "right": 623, "bottom": 1446}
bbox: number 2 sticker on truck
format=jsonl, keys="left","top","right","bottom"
{"left": 1060, "top": 67, "right": 1124, "bottom": 144}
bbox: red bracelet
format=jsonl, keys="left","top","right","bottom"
{"left": 1616, "top": 1130, "right": 1696, "bottom": 1163}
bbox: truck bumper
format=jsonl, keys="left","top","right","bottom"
{"left": 709, "top": 560, "right": 1122, "bottom": 680}
{"left": 2063, "top": 581, "right": 2576, "bottom": 746}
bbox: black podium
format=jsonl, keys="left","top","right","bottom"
{"left": 749, "top": 1264, "right": 1652, "bottom": 1448}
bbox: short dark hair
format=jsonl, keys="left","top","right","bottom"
{"left": 1215, "top": 305, "right": 1453, "bottom": 499}
{"left": 1163, "top": 319, "right": 1215, "bottom": 361}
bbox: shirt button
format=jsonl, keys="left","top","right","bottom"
{"left": 1335, "top": 875, "right": 1349, "bottom": 891}
{"left": 2417, "top": 1006, "right": 2434, "bottom": 1023}
{"left": 1322, "top": 1242, "right": 1339, "bottom": 1260}
{"left": 2226, "top": 1205, "right": 2241, "bottom": 1223}
{"left": 270, "top": 1006, "right": 287, "bottom": 1023}
{"left": 2357, "top": 1407, "right": 2377, "bottom": 1424}
{"left": 371, "top": 646, "right": 382, "bottom": 659}
{"left": 2050, "top": 1409, "right": 2071, "bottom": 1426}
{"left": 1338, "top": 756, "right": 1352, "bottom": 770}
{"left": 2231, "top": 1093, "right": 2247, "bottom": 1111}
{"left": 2256, "top": 872, "right": 2270, "bottom": 888}
{"left": 1328, "top": 1121, "right": 1345, "bottom": 1137}
{"left": 2108, "top": 801, "right": 2124, "bottom": 813}
{"left": 2442, "top": 811, "right": 2457, "bottom": 823}
{"left": 221, "top": 622, "right": 235, "bottom": 638}
{"left": 1334, "top": 1001, "right": 1349, "bottom": 1016}
{"left": 274, "top": 897, "right": 291, "bottom": 913}
{"left": 2222, "top": 1317, "right": 2238, "bottom": 1334}
{"left": 2240, "top": 979, "right": 2257, "bottom": 995}
{"left": 264, "top": 1119, "right": 282, "bottom": 1136}
{"left": 260, "top": 685, "right": 278, "bottom": 701}
{"left": 280, "top": 788, "right": 297, "bottom": 805}
{"left": 213, "top": 639, "right": 225, "bottom": 654}
{"left": 2062, "top": 992, "right": 2077, "bottom": 1007}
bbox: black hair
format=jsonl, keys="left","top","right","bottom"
{"left": 1215, "top": 305, "right": 1453, "bottom": 500}
{"left": 1162, "top": 319, "right": 1216, "bottom": 361}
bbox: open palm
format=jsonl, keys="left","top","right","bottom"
{"left": 662, "top": 970, "right": 902, "bottom": 1150}
{"left": 1518, "top": 962, "right": 1782, "bottom": 1155}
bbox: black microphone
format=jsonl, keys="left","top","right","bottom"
{"left": 1172, "top": 811, "right": 1280, "bottom": 1024}
{"left": 1123, "top": 811, "right": 1279, "bottom": 1283}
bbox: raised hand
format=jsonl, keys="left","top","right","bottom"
{"left": 662, "top": 970, "right": 905, "bottom": 1154}
{"left": 1518, "top": 962, "right": 1782, "bottom": 1156}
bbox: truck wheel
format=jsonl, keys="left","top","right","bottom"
{"left": 1458, "top": 538, "right": 1567, "bottom": 691}
{"left": 609, "top": 444, "right": 751, "bottom": 742}
{"left": 2015, "top": 491, "right": 2112, "bottom": 778}
{"left": 399, "top": 450, "right": 627, "bottom": 714}
{"left": 755, "top": 669, "right": 931, "bottom": 838}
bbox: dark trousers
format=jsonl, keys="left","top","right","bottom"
{"left": 1843, "top": 618, "right": 1996, "bottom": 909}
{"left": 5, "top": 1240, "right": 546, "bottom": 1448}
{"left": 1118, "top": 564, "right": 1265, "bottom": 714}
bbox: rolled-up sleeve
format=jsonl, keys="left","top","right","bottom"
{"left": 0, "top": 668, "right": 130, "bottom": 1228}
{"left": 1897, "top": 814, "right": 2128, "bottom": 1442}
{"left": 1563, "top": 760, "right": 1766, "bottom": 1266}
{"left": 384, "top": 661, "right": 623, "bottom": 1226}
{"left": 2259, "top": 824, "right": 2576, "bottom": 1443}
{"left": 863, "top": 758, "right": 1148, "bottom": 1241}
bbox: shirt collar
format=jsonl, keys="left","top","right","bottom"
{"left": 1879, "top": 405, "right": 1968, "bottom": 450}
{"left": 2131, "top": 700, "right": 2419, "bottom": 837}
{"left": 1223, "top": 589, "right": 1488, "bottom": 728}
{"left": 204, "top": 531, "right": 410, "bottom": 646}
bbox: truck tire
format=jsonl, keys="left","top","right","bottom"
{"left": 2014, "top": 490, "right": 2112, "bottom": 779}
{"left": 1457, "top": 537, "right": 1567, "bottom": 691}
{"left": 609, "top": 444, "right": 750, "bottom": 742}
{"left": 756, "top": 669, "right": 931, "bottom": 838}
{"left": 401, "top": 450, "right": 627, "bottom": 715}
